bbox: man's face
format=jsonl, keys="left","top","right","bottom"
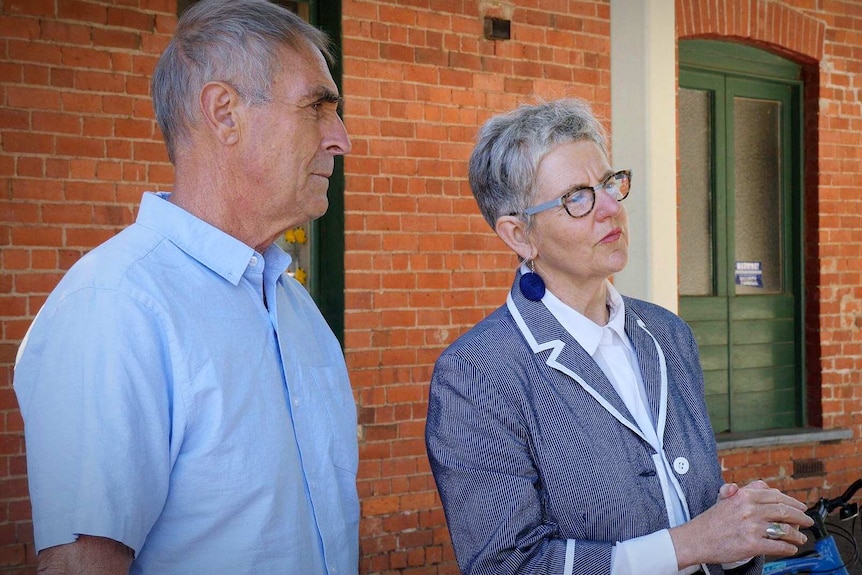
{"left": 239, "top": 44, "right": 351, "bottom": 236}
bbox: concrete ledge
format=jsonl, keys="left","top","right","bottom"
{"left": 716, "top": 427, "right": 854, "bottom": 452}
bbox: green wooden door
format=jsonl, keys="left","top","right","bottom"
{"left": 678, "top": 41, "right": 804, "bottom": 434}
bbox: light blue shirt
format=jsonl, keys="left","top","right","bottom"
{"left": 14, "top": 192, "right": 359, "bottom": 575}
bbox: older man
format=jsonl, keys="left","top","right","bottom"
{"left": 13, "top": 1, "right": 357, "bottom": 573}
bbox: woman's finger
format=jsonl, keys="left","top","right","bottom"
{"left": 763, "top": 503, "right": 814, "bottom": 527}
{"left": 738, "top": 484, "right": 810, "bottom": 512}
{"left": 718, "top": 482, "right": 739, "bottom": 500}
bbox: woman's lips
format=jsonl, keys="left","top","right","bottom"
{"left": 600, "top": 228, "right": 622, "bottom": 244}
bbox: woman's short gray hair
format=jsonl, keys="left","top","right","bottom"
{"left": 468, "top": 98, "right": 609, "bottom": 228}
{"left": 151, "top": 0, "right": 332, "bottom": 164}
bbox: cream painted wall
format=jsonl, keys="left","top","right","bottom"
{"left": 609, "top": 0, "right": 679, "bottom": 313}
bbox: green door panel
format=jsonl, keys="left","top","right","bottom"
{"left": 730, "top": 386, "right": 799, "bottom": 431}
{"left": 707, "top": 395, "right": 730, "bottom": 433}
{"left": 731, "top": 318, "right": 794, "bottom": 345}
{"left": 679, "top": 40, "right": 804, "bottom": 434}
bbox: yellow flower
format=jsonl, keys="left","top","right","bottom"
{"left": 294, "top": 267, "right": 307, "bottom": 285}
{"left": 283, "top": 227, "right": 307, "bottom": 244}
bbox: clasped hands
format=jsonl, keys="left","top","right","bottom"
{"left": 670, "top": 479, "right": 814, "bottom": 569}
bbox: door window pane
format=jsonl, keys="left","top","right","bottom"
{"left": 679, "top": 88, "right": 714, "bottom": 296}
{"left": 733, "top": 98, "right": 782, "bottom": 295}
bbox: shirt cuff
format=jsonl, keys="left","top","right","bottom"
{"left": 611, "top": 529, "right": 679, "bottom": 575}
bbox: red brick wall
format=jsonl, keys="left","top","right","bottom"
{"left": 1, "top": 0, "right": 861, "bottom": 573}
{"left": 0, "top": 0, "right": 175, "bottom": 571}
{"left": 339, "top": 2, "right": 611, "bottom": 572}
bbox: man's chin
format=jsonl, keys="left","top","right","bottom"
{"left": 307, "top": 195, "right": 329, "bottom": 221}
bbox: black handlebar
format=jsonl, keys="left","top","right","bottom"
{"left": 826, "top": 479, "right": 862, "bottom": 513}
{"left": 807, "top": 478, "right": 862, "bottom": 540}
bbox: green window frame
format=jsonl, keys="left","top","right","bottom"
{"left": 678, "top": 40, "right": 805, "bottom": 435}
{"left": 309, "top": 0, "right": 346, "bottom": 345}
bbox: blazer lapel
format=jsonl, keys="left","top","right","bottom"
{"left": 623, "top": 303, "right": 668, "bottom": 442}
{"left": 507, "top": 271, "right": 644, "bottom": 441}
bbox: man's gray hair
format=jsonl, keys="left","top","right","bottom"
{"left": 151, "top": 0, "right": 332, "bottom": 164}
{"left": 468, "top": 98, "right": 609, "bottom": 228}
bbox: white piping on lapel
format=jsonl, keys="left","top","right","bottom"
{"left": 635, "top": 317, "right": 692, "bottom": 522}
{"left": 633, "top": 318, "right": 669, "bottom": 445}
{"left": 506, "top": 293, "right": 647, "bottom": 443}
{"left": 508, "top": 291, "right": 697, "bottom": 527}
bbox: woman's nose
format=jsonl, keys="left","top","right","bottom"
{"left": 593, "top": 186, "right": 622, "bottom": 219}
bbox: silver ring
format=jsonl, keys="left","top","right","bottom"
{"left": 766, "top": 522, "right": 787, "bottom": 539}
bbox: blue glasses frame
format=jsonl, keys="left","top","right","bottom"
{"left": 524, "top": 169, "right": 632, "bottom": 218}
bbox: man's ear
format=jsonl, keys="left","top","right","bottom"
{"left": 199, "top": 81, "right": 240, "bottom": 146}
{"left": 495, "top": 215, "right": 536, "bottom": 261}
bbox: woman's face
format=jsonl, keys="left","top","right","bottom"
{"left": 527, "top": 140, "right": 629, "bottom": 297}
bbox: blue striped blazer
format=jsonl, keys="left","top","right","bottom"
{"left": 425, "top": 273, "right": 763, "bottom": 575}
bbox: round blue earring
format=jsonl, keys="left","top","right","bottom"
{"left": 519, "top": 259, "right": 546, "bottom": 301}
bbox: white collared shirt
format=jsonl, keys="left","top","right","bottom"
{"left": 527, "top": 264, "right": 708, "bottom": 575}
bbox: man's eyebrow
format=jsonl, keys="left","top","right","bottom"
{"left": 309, "top": 87, "right": 344, "bottom": 109}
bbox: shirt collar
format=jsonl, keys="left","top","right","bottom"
{"left": 523, "top": 263, "right": 628, "bottom": 356}
{"left": 605, "top": 282, "right": 628, "bottom": 341}
{"left": 136, "top": 192, "right": 290, "bottom": 286}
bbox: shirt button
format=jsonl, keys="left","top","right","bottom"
{"left": 250, "top": 255, "right": 258, "bottom": 266}
{"left": 673, "top": 457, "right": 690, "bottom": 475}
{"left": 293, "top": 399, "right": 300, "bottom": 407}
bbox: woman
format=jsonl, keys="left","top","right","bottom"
{"left": 425, "top": 99, "right": 812, "bottom": 575}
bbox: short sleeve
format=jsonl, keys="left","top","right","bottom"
{"left": 14, "top": 287, "right": 175, "bottom": 554}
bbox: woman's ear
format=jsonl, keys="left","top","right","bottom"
{"left": 495, "top": 215, "right": 536, "bottom": 262}
{"left": 199, "top": 81, "right": 240, "bottom": 146}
